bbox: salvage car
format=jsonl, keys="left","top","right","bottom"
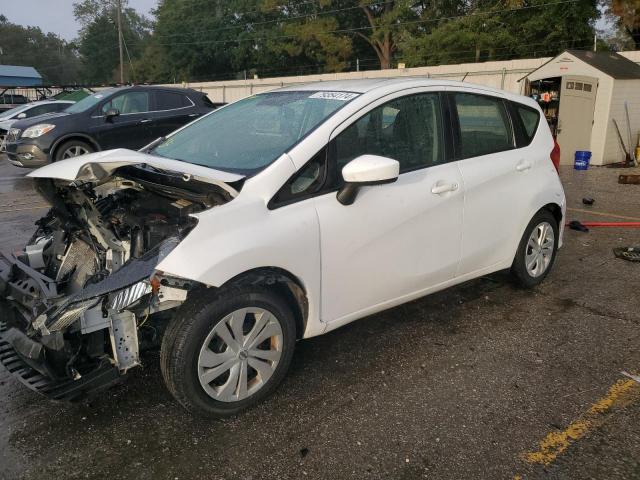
{"left": 3, "top": 85, "right": 220, "bottom": 167}
{"left": 0, "top": 79, "right": 565, "bottom": 416}
{"left": 0, "top": 100, "right": 74, "bottom": 149}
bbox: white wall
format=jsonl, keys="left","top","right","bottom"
{"left": 169, "top": 52, "right": 640, "bottom": 103}
{"left": 168, "top": 57, "right": 553, "bottom": 102}
{"left": 603, "top": 79, "right": 640, "bottom": 164}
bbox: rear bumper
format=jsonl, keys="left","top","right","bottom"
{"left": 0, "top": 318, "right": 120, "bottom": 401}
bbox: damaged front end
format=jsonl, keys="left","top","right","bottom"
{"left": 0, "top": 160, "right": 237, "bottom": 400}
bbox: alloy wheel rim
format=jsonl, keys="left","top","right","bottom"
{"left": 198, "top": 307, "right": 283, "bottom": 402}
{"left": 525, "top": 221, "right": 555, "bottom": 278}
{"left": 62, "top": 145, "right": 89, "bottom": 159}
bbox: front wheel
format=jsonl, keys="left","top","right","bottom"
{"left": 54, "top": 139, "right": 94, "bottom": 161}
{"left": 511, "top": 210, "right": 559, "bottom": 288}
{"left": 160, "top": 286, "right": 297, "bottom": 417}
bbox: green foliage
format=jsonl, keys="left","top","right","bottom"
{"left": 0, "top": 15, "right": 82, "bottom": 84}
{"left": 73, "top": 0, "right": 152, "bottom": 84}
{"left": 398, "top": 0, "right": 599, "bottom": 67}
{"left": 68, "top": 0, "right": 601, "bottom": 83}
{"left": 604, "top": 0, "right": 640, "bottom": 49}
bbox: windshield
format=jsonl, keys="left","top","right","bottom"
{"left": 0, "top": 104, "right": 30, "bottom": 120}
{"left": 151, "top": 91, "right": 358, "bottom": 175}
{"left": 65, "top": 89, "right": 115, "bottom": 114}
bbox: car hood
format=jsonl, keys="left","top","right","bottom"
{"left": 28, "top": 148, "right": 244, "bottom": 197}
{"left": 0, "top": 119, "right": 14, "bottom": 130}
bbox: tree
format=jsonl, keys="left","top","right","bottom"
{"left": 397, "top": 0, "right": 599, "bottom": 67}
{"left": 123, "top": 0, "right": 602, "bottom": 83}
{"left": 261, "top": 0, "right": 354, "bottom": 74}
{"left": 73, "top": 0, "right": 152, "bottom": 84}
{"left": 356, "top": 0, "right": 419, "bottom": 69}
{"left": 0, "top": 15, "right": 82, "bottom": 84}
{"left": 605, "top": 0, "right": 640, "bottom": 49}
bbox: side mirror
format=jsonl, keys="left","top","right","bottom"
{"left": 105, "top": 108, "right": 120, "bottom": 120}
{"left": 16, "top": 112, "right": 26, "bottom": 119}
{"left": 337, "top": 154, "right": 400, "bottom": 206}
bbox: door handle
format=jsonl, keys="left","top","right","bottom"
{"left": 431, "top": 182, "right": 459, "bottom": 195}
{"left": 516, "top": 160, "right": 532, "bottom": 172}
{"left": 139, "top": 118, "right": 151, "bottom": 124}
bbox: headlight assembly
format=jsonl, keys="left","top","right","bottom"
{"left": 22, "top": 124, "right": 56, "bottom": 138}
{"left": 110, "top": 281, "right": 152, "bottom": 312}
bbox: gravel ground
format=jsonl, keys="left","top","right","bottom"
{"left": 0, "top": 158, "right": 639, "bottom": 480}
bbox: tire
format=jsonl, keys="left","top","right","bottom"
{"left": 54, "top": 139, "right": 94, "bottom": 161}
{"left": 511, "top": 209, "right": 559, "bottom": 288}
{"left": 160, "top": 286, "right": 297, "bottom": 417}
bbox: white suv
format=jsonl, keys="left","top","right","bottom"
{"left": 0, "top": 79, "right": 565, "bottom": 416}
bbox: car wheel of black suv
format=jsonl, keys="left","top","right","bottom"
{"left": 511, "top": 209, "right": 559, "bottom": 288}
{"left": 160, "top": 285, "right": 297, "bottom": 417}
{"left": 54, "top": 139, "right": 94, "bottom": 161}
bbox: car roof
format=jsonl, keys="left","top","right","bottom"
{"left": 114, "top": 85, "right": 202, "bottom": 95}
{"left": 275, "top": 77, "right": 536, "bottom": 107}
{"left": 29, "top": 100, "right": 74, "bottom": 105}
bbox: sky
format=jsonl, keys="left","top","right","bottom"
{"left": 0, "top": 0, "right": 158, "bottom": 41}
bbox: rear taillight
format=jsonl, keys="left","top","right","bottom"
{"left": 550, "top": 138, "right": 560, "bottom": 173}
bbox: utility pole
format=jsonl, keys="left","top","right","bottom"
{"left": 594, "top": 33, "right": 597, "bottom": 52}
{"left": 116, "top": 0, "right": 124, "bottom": 84}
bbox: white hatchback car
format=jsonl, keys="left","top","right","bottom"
{"left": 0, "top": 79, "right": 565, "bottom": 416}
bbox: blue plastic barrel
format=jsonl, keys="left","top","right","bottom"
{"left": 574, "top": 150, "right": 592, "bottom": 170}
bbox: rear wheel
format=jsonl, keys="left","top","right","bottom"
{"left": 54, "top": 140, "right": 93, "bottom": 161}
{"left": 160, "top": 286, "right": 296, "bottom": 417}
{"left": 511, "top": 210, "right": 558, "bottom": 288}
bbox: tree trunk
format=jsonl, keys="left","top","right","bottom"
{"left": 629, "top": 27, "right": 640, "bottom": 50}
{"left": 359, "top": 4, "right": 395, "bottom": 70}
{"left": 379, "top": 32, "right": 393, "bottom": 69}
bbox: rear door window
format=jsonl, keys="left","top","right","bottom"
{"left": 452, "top": 93, "right": 513, "bottom": 158}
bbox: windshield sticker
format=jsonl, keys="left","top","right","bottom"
{"left": 309, "top": 91, "right": 359, "bottom": 101}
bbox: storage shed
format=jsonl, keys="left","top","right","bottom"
{"left": 0, "top": 65, "right": 42, "bottom": 87}
{"left": 522, "top": 50, "right": 640, "bottom": 166}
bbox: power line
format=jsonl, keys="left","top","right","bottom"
{"left": 150, "top": 0, "right": 394, "bottom": 40}
{"left": 151, "top": 38, "right": 594, "bottom": 84}
{"left": 126, "top": 0, "right": 581, "bottom": 47}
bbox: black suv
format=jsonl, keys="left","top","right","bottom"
{"left": 4, "top": 86, "right": 221, "bottom": 168}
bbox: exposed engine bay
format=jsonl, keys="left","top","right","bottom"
{"left": 0, "top": 164, "right": 235, "bottom": 399}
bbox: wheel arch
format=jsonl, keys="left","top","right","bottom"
{"left": 50, "top": 133, "right": 100, "bottom": 160}
{"left": 220, "top": 267, "right": 309, "bottom": 340}
{"left": 509, "top": 200, "right": 564, "bottom": 267}
{"left": 541, "top": 202, "right": 563, "bottom": 227}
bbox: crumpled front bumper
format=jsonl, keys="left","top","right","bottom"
{"left": 0, "top": 318, "right": 120, "bottom": 401}
{"left": 0, "top": 237, "right": 184, "bottom": 400}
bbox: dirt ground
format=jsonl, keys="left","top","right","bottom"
{"left": 0, "top": 158, "right": 639, "bottom": 480}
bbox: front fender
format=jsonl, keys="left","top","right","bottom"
{"left": 156, "top": 196, "right": 323, "bottom": 337}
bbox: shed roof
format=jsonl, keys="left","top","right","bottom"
{"left": 566, "top": 50, "right": 640, "bottom": 79}
{"left": 0, "top": 65, "right": 42, "bottom": 79}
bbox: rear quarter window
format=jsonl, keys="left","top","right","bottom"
{"left": 513, "top": 103, "right": 540, "bottom": 145}
{"left": 156, "top": 91, "right": 187, "bottom": 110}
